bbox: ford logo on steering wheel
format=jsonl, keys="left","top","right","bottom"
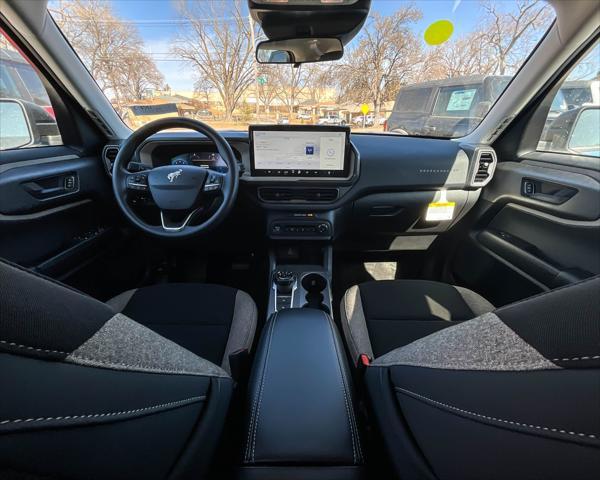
{"left": 167, "top": 169, "right": 183, "bottom": 183}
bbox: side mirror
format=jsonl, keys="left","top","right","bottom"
{"left": 256, "top": 37, "right": 343, "bottom": 64}
{"left": 568, "top": 106, "right": 600, "bottom": 156}
{"left": 0, "top": 99, "right": 33, "bottom": 150}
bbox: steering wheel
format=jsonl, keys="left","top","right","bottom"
{"left": 112, "top": 118, "right": 239, "bottom": 238}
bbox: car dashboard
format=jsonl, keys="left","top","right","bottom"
{"left": 103, "top": 130, "right": 497, "bottom": 245}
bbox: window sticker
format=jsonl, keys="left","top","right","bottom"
{"left": 426, "top": 189, "right": 455, "bottom": 221}
{"left": 447, "top": 89, "right": 477, "bottom": 111}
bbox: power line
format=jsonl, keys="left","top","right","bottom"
{"left": 56, "top": 17, "right": 239, "bottom": 25}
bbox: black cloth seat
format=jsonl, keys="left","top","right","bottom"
{"left": 364, "top": 276, "right": 600, "bottom": 480}
{"left": 340, "top": 279, "right": 494, "bottom": 364}
{"left": 107, "top": 283, "right": 257, "bottom": 373}
{"left": 0, "top": 259, "right": 257, "bottom": 480}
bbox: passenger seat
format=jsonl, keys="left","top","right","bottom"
{"left": 362, "top": 276, "right": 600, "bottom": 479}
{"left": 340, "top": 279, "right": 494, "bottom": 365}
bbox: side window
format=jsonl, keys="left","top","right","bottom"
{"left": 537, "top": 41, "right": 600, "bottom": 159}
{"left": 0, "top": 29, "right": 62, "bottom": 151}
{"left": 394, "top": 88, "right": 433, "bottom": 113}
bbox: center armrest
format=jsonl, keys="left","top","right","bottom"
{"left": 243, "top": 308, "right": 362, "bottom": 467}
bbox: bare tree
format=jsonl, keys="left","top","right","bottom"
{"left": 271, "top": 65, "right": 310, "bottom": 116}
{"left": 193, "top": 77, "right": 214, "bottom": 109}
{"left": 425, "top": 31, "right": 497, "bottom": 79}
{"left": 335, "top": 7, "right": 423, "bottom": 118}
{"left": 480, "top": 0, "right": 553, "bottom": 75}
{"left": 50, "top": 0, "right": 163, "bottom": 107}
{"left": 305, "top": 63, "right": 336, "bottom": 106}
{"left": 172, "top": 0, "right": 255, "bottom": 121}
{"left": 256, "top": 65, "right": 279, "bottom": 114}
{"left": 119, "top": 51, "right": 164, "bottom": 100}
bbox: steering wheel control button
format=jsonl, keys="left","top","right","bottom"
{"left": 127, "top": 173, "right": 149, "bottom": 191}
{"left": 204, "top": 172, "right": 223, "bottom": 193}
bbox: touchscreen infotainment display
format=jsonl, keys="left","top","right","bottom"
{"left": 250, "top": 125, "right": 350, "bottom": 177}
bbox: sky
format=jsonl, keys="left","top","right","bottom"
{"left": 106, "top": 0, "right": 488, "bottom": 91}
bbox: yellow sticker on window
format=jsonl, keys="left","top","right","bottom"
{"left": 424, "top": 20, "right": 454, "bottom": 46}
{"left": 426, "top": 201, "right": 456, "bottom": 221}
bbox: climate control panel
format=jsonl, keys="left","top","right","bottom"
{"left": 269, "top": 220, "right": 332, "bottom": 239}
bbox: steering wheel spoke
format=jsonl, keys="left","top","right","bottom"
{"left": 160, "top": 209, "right": 201, "bottom": 232}
{"left": 126, "top": 171, "right": 150, "bottom": 192}
{"left": 203, "top": 170, "right": 225, "bottom": 194}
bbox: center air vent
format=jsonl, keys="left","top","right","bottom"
{"left": 258, "top": 187, "right": 338, "bottom": 203}
{"left": 102, "top": 145, "right": 120, "bottom": 175}
{"left": 471, "top": 149, "right": 497, "bottom": 187}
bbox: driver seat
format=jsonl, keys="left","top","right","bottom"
{"left": 0, "top": 258, "right": 257, "bottom": 480}
{"left": 107, "top": 283, "right": 257, "bottom": 374}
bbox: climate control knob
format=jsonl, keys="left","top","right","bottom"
{"left": 317, "top": 223, "right": 329, "bottom": 234}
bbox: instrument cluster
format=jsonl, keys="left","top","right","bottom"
{"left": 170, "top": 151, "right": 227, "bottom": 172}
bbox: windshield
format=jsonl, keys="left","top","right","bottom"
{"left": 49, "top": 0, "right": 555, "bottom": 138}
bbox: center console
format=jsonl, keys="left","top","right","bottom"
{"left": 237, "top": 127, "right": 363, "bottom": 478}
{"left": 268, "top": 246, "right": 333, "bottom": 314}
{"left": 241, "top": 308, "right": 363, "bottom": 480}
{"left": 238, "top": 245, "right": 363, "bottom": 479}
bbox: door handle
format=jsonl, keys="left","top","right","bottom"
{"left": 22, "top": 173, "right": 79, "bottom": 199}
{"left": 522, "top": 178, "right": 576, "bottom": 205}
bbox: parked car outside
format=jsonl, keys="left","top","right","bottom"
{"left": 1, "top": 47, "right": 61, "bottom": 146}
{"left": 317, "top": 113, "right": 346, "bottom": 125}
{"left": 1, "top": 48, "right": 56, "bottom": 117}
{"left": 353, "top": 114, "right": 374, "bottom": 126}
{"left": 540, "top": 79, "right": 600, "bottom": 135}
{"left": 385, "top": 75, "right": 511, "bottom": 137}
{"left": 194, "top": 109, "right": 213, "bottom": 119}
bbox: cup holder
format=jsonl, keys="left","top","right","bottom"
{"left": 302, "top": 273, "right": 330, "bottom": 313}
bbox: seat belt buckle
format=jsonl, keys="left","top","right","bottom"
{"left": 359, "top": 353, "right": 371, "bottom": 368}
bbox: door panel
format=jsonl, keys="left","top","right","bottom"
{"left": 0, "top": 146, "right": 118, "bottom": 285}
{"left": 452, "top": 161, "right": 600, "bottom": 306}
{"left": 0, "top": 154, "right": 108, "bottom": 214}
{"left": 0, "top": 19, "right": 140, "bottom": 301}
{"left": 482, "top": 162, "right": 600, "bottom": 220}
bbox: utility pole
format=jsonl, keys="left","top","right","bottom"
{"left": 249, "top": 13, "right": 260, "bottom": 121}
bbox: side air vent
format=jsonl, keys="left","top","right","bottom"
{"left": 87, "top": 110, "right": 115, "bottom": 137}
{"left": 258, "top": 187, "right": 338, "bottom": 203}
{"left": 102, "top": 145, "right": 120, "bottom": 175}
{"left": 471, "top": 149, "right": 497, "bottom": 187}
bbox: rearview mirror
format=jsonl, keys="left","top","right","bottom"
{"left": 0, "top": 99, "right": 33, "bottom": 150}
{"left": 256, "top": 37, "right": 343, "bottom": 64}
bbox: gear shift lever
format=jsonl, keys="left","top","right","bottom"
{"left": 274, "top": 270, "right": 295, "bottom": 295}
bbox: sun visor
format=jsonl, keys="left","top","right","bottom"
{"left": 248, "top": 0, "right": 371, "bottom": 45}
